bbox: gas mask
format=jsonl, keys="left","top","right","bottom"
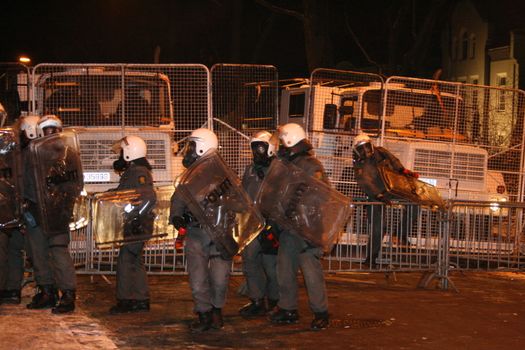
{"left": 182, "top": 140, "right": 199, "bottom": 168}
{"left": 353, "top": 141, "right": 374, "bottom": 160}
{"left": 113, "top": 150, "right": 128, "bottom": 173}
{"left": 251, "top": 141, "right": 272, "bottom": 167}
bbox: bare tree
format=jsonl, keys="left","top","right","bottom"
{"left": 255, "top": 0, "right": 334, "bottom": 72}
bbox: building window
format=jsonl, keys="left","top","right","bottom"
{"left": 498, "top": 75, "right": 507, "bottom": 111}
{"left": 462, "top": 31, "right": 468, "bottom": 60}
{"left": 452, "top": 37, "right": 457, "bottom": 61}
{"left": 470, "top": 34, "right": 476, "bottom": 59}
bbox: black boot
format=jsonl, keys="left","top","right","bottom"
{"left": 266, "top": 298, "right": 278, "bottom": 312}
{"left": 0, "top": 289, "right": 21, "bottom": 304}
{"left": 239, "top": 299, "right": 266, "bottom": 318}
{"left": 109, "top": 299, "right": 150, "bottom": 314}
{"left": 27, "top": 285, "right": 58, "bottom": 309}
{"left": 269, "top": 307, "right": 299, "bottom": 324}
{"left": 190, "top": 311, "right": 212, "bottom": 332}
{"left": 311, "top": 311, "right": 329, "bottom": 331}
{"left": 52, "top": 290, "right": 76, "bottom": 314}
{"left": 211, "top": 307, "right": 224, "bottom": 329}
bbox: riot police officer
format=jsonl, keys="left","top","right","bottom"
{"left": 352, "top": 133, "right": 419, "bottom": 266}
{"left": 25, "top": 115, "right": 77, "bottom": 314}
{"left": 109, "top": 135, "right": 156, "bottom": 314}
{"left": 169, "top": 128, "right": 231, "bottom": 332}
{"left": 0, "top": 115, "right": 36, "bottom": 305}
{"left": 269, "top": 123, "right": 331, "bottom": 331}
{"left": 239, "top": 131, "right": 280, "bottom": 317}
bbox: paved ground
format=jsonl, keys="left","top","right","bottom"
{"left": 1, "top": 271, "right": 524, "bottom": 349}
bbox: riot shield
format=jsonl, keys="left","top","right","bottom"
{"left": 176, "top": 150, "right": 264, "bottom": 258}
{"left": 92, "top": 186, "right": 173, "bottom": 247}
{"left": 30, "top": 131, "right": 84, "bottom": 235}
{"left": 255, "top": 159, "right": 352, "bottom": 253}
{"left": 0, "top": 128, "right": 22, "bottom": 230}
{"left": 379, "top": 165, "right": 446, "bottom": 210}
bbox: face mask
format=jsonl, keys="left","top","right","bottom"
{"left": 182, "top": 141, "right": 199, "bottom": 168}
{"left": 251, "top": 141, "right": 271, "bottom": 166}
{"left": 113, "top": 151, "right": 128, "bottom": 172}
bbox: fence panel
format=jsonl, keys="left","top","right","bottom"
{"left": 447, "top": 201, "right": 525, "bottom": 271}
{"left": 0, "top": 62, "right": 31, "bottom": 126}
{"left": 211, "top": 64, "right": 279, "bottom": 176}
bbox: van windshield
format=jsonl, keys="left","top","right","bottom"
{"left": 39, "top": 73, "right": 172, "bottom": 127}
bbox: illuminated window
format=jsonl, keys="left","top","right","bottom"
{"left": 498, "top": 75, "right": 507, "bottom": 111}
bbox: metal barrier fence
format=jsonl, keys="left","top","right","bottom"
{"left": 6, "top": 63, "right": 523, "bottom": 287}
{"left": 0, "top": 62, "right": 31, "bottom": 126}
{"left": 68, "top": 198, "right": 525, "bottom": 288}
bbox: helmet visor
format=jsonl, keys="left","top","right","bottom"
{"left": 182, "top": 140, "right": 199, "bottom": 168}
{"left": 354, "top": 141, "right": 374, "bottom": 159}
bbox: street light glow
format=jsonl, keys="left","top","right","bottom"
{"left": 19, "top": 56, "right": 31, "bottom": 64}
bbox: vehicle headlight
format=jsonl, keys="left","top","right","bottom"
{"left": 490, "top": 197, "right": 507, "bottom": 212}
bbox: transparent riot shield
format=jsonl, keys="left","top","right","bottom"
{"left": 92, "top": 186, "right": 174, "bottom": 247}
{"left": 0, "top": 128, "right": 22, "bottom": 229}
{"left": 30, "top": 131, "right": 84, "bottom": 235}
{"left": 379, "top": 165, "right": 446, "bottom": 210}
{"left": 176, "top": 150, "right": 264, "bottom": 258}
{"left": 255, "top": 159, "right": 352, "bottom": 252}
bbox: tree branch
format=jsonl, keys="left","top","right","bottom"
{"left": 254, "top": 0, "right": 304, "bottom": 21}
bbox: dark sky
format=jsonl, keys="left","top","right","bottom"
{"left": 0, "top": 0, "right": 446, "bottom": 77}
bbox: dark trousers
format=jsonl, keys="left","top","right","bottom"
{"left": 276, "top": 231, "right": 327, "bottom": 313}
{"left": 0, "top": 230, "right": 25, "bottom": 290}
{"left": 241, "top": 236, "right": 278, "bottom": 301}
{"left": 116, "top": 241, "right": 149, "bottom": 301}
{"left": 185, "top": 227, "right": 232, "bottom": 313}
{"left": 366, "top": 203, "right": 420, "bottom": 265}
{"left": 26, "top": 225, "right": 76, "bottom": 290}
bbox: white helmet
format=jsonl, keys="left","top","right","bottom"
{"left": 20, "top": 115, "right": 41, "bottom": 139}
{"left": 189, "top": 128, "right": 218, "bottom": 155}
{"left": 121, "top": 135, "right": 147, "bottom": 161}
{"left": 279, "top": 123, "right": 306, "bottom": 148}
{"left": 353, "top": 133, "right": 371, "bottom": 148}
{"left": 353, "top": 132, "right": 374, "bottom": 159}
{"left": 250, "top": 130, "right": 278, "bottom": 157}
{"left": 37, "top": 114, "right": 63, "bottom": 137}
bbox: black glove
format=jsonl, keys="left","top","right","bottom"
{"left": 171, "top": 216, "right": 186, "bottom": 230}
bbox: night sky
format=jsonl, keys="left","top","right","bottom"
{"left": 1, "top": 0, "right": 448, "bottom": 78}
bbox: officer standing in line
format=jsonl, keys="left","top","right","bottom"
{"left": 25, "top": 115, "right": 77, "bottom": 314}
{"left": 239, "top": 131, "right": 280, "bottom": 317}
{"left": 109, "top": 135, "right": 156, "bottom": 314}
{"left": 170, "top": 128, "right": 231, "bottom": 332}
{"left": 0, "top": 116, "right": 36, "bottom": 305}
{"left": 269, "top": 123, "right": 331, "bottom": 331}
{"left": 352, "top": 133, "right": 419, "bottom": 266}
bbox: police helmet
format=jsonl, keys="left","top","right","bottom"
{"left": 278, "top": 123, "right": 306, "bottom": 148}
{"left": 121, "top": 135, "right": 147, "bottom": 161}
{"left": 37, "top": 115, "right": 63, "bottom": 137}
{"left": 20, "top": 115, "right": 41, "bottom": 139}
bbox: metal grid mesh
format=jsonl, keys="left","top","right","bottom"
{"left": 0, "top": 63, "right": 31, "bottom": 125}
{"left": 31, "top": 64, "right": 210, "bottom": 191}
{"left": 211, "top": 64, "right": 279, "bottom": 175}
{"left": 383, "top": 76, "right": 525, "bottom": 203}
{"left": 307, "top": 69, "right": 384, "bottom": 200}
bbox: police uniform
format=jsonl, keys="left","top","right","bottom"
{"left": 170, "top": 188, "right": 232, "bottom": 316}
{"left": 0, "top": 229, "right": 25, "bottom": 303}
{"left": 354, "top": 146, "right": 419, "bottom": 265}
{"left": 276, "top": 149, "right": 330, "bottom": 317}
{"left": 240, "top": 164, "right": 279, "bottom": 308}
{"left": 24, "top": 143, "right": 77, "bottom": 310}
{"left": 115, "top": 162, "right": 155, "bottom": 303}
